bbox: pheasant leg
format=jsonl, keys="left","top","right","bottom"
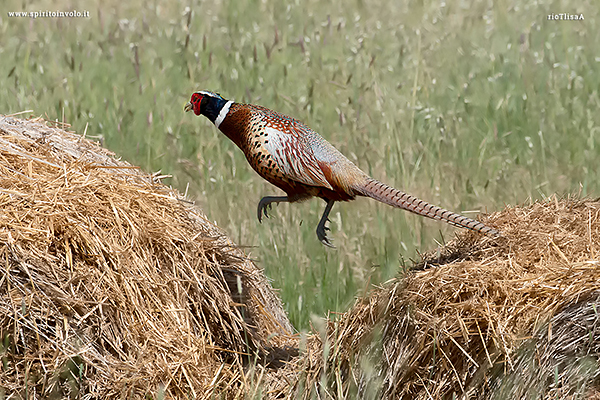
{"left": 316, "top": 200, "right": 336, "bottom": 248}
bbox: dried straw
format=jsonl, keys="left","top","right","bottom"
{"left": 289, "top": 197, "right": 600, "bottom": 399}
{"left": 0, "top": 115, "right": 295, "bottom": 398}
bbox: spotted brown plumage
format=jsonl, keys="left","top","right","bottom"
{"left": 185, "top": 90, "right": 500, "bottom": 247}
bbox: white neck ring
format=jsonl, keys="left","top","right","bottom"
{"left": 215, "top": 100, "right": 234, "bottom": 129}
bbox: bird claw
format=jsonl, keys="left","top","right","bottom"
{"left": 258, "top": 203, "right": 271, "bottom": 223}
{"left": 318, "top": 232, "right": 335, "bottom": 248}
{"left": 316, "top": 221, "right": 335, "bottom": 248}
{"left": 258, "top": 197, "right": 287, "bottom": 223}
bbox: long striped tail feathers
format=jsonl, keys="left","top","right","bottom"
{"left": 358, "top": 178, "right": 500, "bottom": 237}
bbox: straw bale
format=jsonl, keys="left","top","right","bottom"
{"left": 288, "top": 197, "right": 600, "bottom": 399}
{"left": 0, "top": 115, "right": 295, "bottom": 398}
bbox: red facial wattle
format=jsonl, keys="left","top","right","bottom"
{"left": 190, "top": 93, "right": 203, "bottom": 115}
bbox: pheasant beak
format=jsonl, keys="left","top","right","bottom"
{"left": 184, "top": 102, "right": 193, "bottom": 113}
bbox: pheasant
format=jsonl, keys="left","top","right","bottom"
{"left": 185, "top": 90, "right": 499, "bottom": 247}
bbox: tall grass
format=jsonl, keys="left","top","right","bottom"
{"left": 1, "top": 0, "right": 598, "bottom": 329}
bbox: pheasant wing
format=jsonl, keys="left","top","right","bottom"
{"left": 263, "top": 125, "right": 333, "bottom": 190}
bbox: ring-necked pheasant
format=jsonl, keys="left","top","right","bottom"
{"left": 185, "top": 90, "right": 499, "bottom": 247}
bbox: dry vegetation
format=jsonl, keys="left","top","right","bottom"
{"left": 0, "top": 115, "right": 295, "bottom": 398}
{"left": 293, "top": 198, "right": 600, "bottom": 399}
{"left": 1, "top": 116, "right": 599, "bottom": 399}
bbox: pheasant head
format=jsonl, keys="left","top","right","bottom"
{"left": 184, "top": 91, "right": 232, "bottom": 128}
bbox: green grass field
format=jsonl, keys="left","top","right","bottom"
{"left": 1, "top": 0, "right": 598, "bottom": 330}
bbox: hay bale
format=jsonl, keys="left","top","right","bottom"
{"left": 489, "top": 294, "right": 600, "bottom": 399}
{"left": 288, "top": 197, "right": 600, "bottom": 399}
{"left": 0, "top": 115, "right": 295, "bottom": 398}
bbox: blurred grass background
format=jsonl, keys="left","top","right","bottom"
{"left": 1, "top": 0, "right": 598, "bottom": 330}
